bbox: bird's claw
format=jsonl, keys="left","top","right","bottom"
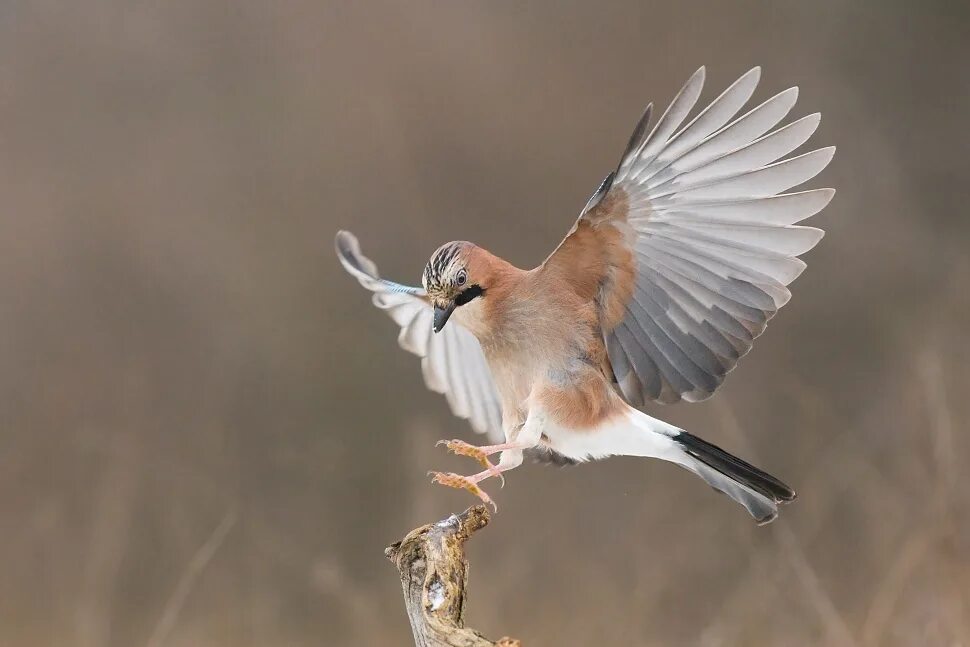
{"left": 437, "top": 439, "right": 488, "bottom": 464}
{"left": 436, "top": 439, "right": 505, "bottom": 487}
{"left": 429, "top": 471, "right": 498, "bottom": 512}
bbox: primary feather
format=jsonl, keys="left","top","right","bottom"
{"left": 546, "top": 66, "right": 834, "bottom": 405}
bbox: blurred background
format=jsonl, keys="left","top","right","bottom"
{"left": 1, "top": 1, "right": 968, "bottom": 645}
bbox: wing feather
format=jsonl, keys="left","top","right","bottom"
{"left": 621, "top": 66, "right": 706, "bottom": 182}
{"left": 656, "top": 87, "right": 799, "bottom": 183}
{"left": 544, "top": 67, "right": 834, "bottom": 404}
{"left": 336, "top": 231, "right": 504, "bottom": 439}
{"left": 665, "top": 189, "right": 834, "bottom": 226}
{"left": 640, "top": 66, "right": 761, "bottom": 181}
{"left": 648, "top": 114, "right": 821, "bottom": 194}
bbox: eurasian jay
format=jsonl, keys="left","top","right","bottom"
{"left": 336, "top": 67, "right": 834, "bottom": 523}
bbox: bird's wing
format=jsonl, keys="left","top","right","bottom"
{"left": 335, "top": 231, "right": 504, "bottom": 440}
{"left": 543, "top": 67, "right": 835, "bottom": 405}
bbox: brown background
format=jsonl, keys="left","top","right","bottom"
{"left": 1, "top": 1, "right": 968, "bottom": 645}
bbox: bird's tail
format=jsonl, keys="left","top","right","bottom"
{"left": 617, "top": 407, "right": 796, "bottom": 523}
{"left": 672, "top": 430, "right": 796, "bottom": 524}
{"left": 556, "top": 405, "right": 796, "bottom": 523}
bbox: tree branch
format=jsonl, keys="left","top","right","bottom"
{"left": 385, "top": 505, "right": 521, "bottom": 647}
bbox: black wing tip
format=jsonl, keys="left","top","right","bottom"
{"left": 620, "top": 103, "right": 653, "bottom": 165}
{"left": 597, "top": 171, "right": 616, "bottom": 199}
{"left": 581, "top": 171, "right": 617, "bottom": 216}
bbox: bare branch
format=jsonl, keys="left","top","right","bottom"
{"left": 385, "top": 505, "right": 521, "bottom": 647}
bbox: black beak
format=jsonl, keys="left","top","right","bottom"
{"left": 432, "top": 302, "right": 456, "bottom": 333}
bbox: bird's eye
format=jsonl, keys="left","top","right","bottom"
{"left": 456, "top": 270, "right": 467, "bottom": 286}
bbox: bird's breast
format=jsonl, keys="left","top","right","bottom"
{"left": 465, "top": 269, "right": 615, "bottom": 430}
{"left": 481, "top": 332, "right": 621, "bottom": 433}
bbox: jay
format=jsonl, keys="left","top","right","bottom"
{"left": 336, "top": 67, "right": 834, "bottom": 523}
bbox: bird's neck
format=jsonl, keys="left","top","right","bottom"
{"left": 452, "top": 249, "right": 527, "bottom": 341}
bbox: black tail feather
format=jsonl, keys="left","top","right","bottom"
{"left": 675, "top": 431, "right": 796, "bottom": 503}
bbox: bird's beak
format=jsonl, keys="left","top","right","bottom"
{"left": 433, "top": 302, "right": 457, "bottom": 333}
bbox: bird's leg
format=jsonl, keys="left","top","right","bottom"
{"left": 431, "top": 439, "right": 533, "bottom": 509}
{"left": 435, "top": 439, "right": 530, "bottom": 486}
{"left": 437, "top": 439, "right": 525, "bottom": 459}
{"left": 429, "top": 466, "right": 516, "bottom": 511}
{"left": 431, "top": 408, "right": 546, "bottom": 511}
{"left": 491, "top": 408, "right": 545, "bottom": 476}
{"left": 430, "top": 441, "right": 530, "bottom": 508}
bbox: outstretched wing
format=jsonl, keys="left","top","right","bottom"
{"left": 544, "top": 67, "right": 835, "bottom": 405}
{"left": 336, "top": 231, "right": 504, "bottom": 440}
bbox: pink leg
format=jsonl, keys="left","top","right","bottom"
{"left": 435, "top": 439, "right": 533, "bottom": 486}
{"left": 431, "top": 439, "right": 536, "bottom": 510}
{"left": 436, "top": 439, "right": 529, "bottom": 460}
{"left": 469, "top": 441, "right": 530, "bottom": 456}
{"left": 429, "top": 463, "right": 518, "bottom": 512}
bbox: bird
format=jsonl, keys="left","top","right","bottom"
{"left": 336, "top": 66, "right": 834, "bottom": 523}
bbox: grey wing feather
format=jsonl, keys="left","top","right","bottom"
{"left": 601, "top": 67, "right": 834, "bottom": 404}
{"left": 335, "top": 231, "right": 504, "bottom": 440}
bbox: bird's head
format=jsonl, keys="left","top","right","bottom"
{"left": 422, "top": 241, "right": 487, "bottom": 333}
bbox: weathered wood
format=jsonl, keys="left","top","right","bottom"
{"left": 385, "top": 505, "right": 521, "bottom": 647}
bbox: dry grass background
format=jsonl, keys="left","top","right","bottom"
{"left": 0, "top": 1, "right": 968, "bottom": 645}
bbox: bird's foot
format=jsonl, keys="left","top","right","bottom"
{"left": 429, "top": 471, "right": 497, "bottom": 512}
{"left": 436, "top": 439, "right": 505, "bottom": 486}
{"left": 436, "top": 438, "right": 490, "bottom": 464}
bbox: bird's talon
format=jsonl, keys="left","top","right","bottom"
{"left": 429, "top": 471, "right": 497, "bottom": 511}
{"left": 487, "top": 466, "right": 506, "bottom": 488}
{"left": 437, "top": 439, "right": 494, "bottom": 470}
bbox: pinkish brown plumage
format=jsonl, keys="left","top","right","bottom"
{"left": 336, "top": 66, "right": 834, "bottom": 522}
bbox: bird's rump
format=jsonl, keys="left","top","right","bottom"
{"left": 543, "top": 66, "right": 835, "bottom": 406}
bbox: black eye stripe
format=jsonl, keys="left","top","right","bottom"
{"left": 454, "top": 284, "right": 484, "bottom": 306}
